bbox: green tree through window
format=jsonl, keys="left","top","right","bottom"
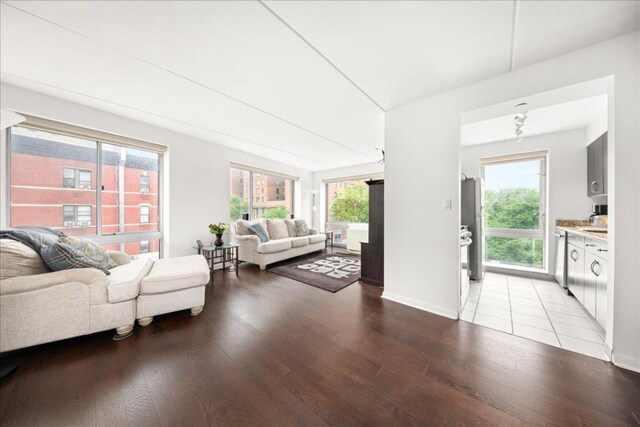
{"left": 484, "top": 188, "right": 542, "bottom": 268}
{"left": 329, "top": 185, "right": 369, "bottom": 223}
{"left": 230, "top": 195, "right": 248, "bottom": 221}
{"left": 262, "top": 206, "right": 289, "bottom": 219}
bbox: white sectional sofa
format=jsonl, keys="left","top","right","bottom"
{"left": 0, "top": 238, "right": 209, "bottom": 352}
{"left": 231, "top": 219, "right": 325, "bottom": 270}
{"left": 0, "top": 239, "right": 152, "bottom": 351}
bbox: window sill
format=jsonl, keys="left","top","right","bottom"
{"left": 484, "top": 262, "right": 548, "bottom": 275}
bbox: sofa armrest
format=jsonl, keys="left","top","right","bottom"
{"left": 309, "top": 228, "right": 319, "bottom": 235}
{"left": 233, "top": 234, "right": 261, "bottom": 247}
{"left": 232, "top": 234, "right": 260, "bottom": 264}
{"left": 106, "top": 251, "right": 131, "bottom": 266}
{"left": 0, "top": 268, "right": 107, "bottom": 296}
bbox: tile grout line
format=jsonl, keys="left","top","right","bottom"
{"left": 531, "top": 281, "right": 562, "bottom": 347}
{"left": 505, "top": 276, "right": 514, "bottom": 335}
{"left": 536, "top": 280, "right": 606, "bottom": 344}
{"left": 470, "top": 276, "right": 484, "bottom": 323}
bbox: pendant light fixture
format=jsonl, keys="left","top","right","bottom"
{"left": 514, "top": 102, "right": 528, "bottom": 143}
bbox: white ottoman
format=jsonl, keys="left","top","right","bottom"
{"left": 136, "top": 255, "right": 210, "bottom": 326}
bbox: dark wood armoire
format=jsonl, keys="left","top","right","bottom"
{"left": 360, "top": 179, "right": 384, "bottom": 287}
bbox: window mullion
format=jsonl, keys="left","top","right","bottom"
{"left": 249, "top": 171, "right": 254, "bottom": 220}
{"left": 96, "top": 140, "right": 102, "bottom": 237}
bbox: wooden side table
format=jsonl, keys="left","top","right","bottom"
{"left": 324, "top": 231, "right": 334, "bottom": 250}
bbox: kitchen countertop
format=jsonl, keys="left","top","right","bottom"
{"left": 556, "top": 225, "right": 608, "bottom": 242}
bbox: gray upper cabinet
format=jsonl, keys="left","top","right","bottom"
{"left": 587, "top": 132, "right": 607, "bottom": 197}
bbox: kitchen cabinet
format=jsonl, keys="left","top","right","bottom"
{"left": 563, "top": 229, "right": 608, "bottom": 328}
{"left": 567, "top": 243, "right": 585, "bottom": 304}
{"left": 587, "top": 132, "right": 607, "bottom": 197}
{"left": 583, "top": 250, "right": 597, "bottom": 316}
{"left": 594, "top": 256, "right": 607, "bottom": 327}
{"left": 585, "top": 241, "right": 608, "bottom": 328}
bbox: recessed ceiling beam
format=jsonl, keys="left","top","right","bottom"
{"left": 509, "top": 0, "right": 520, "bottom": 72}
{"left": 2, "top": 1, "right": 377, "bottom": 161}
{"left": 258, "top": 0, "right": 386, "bottom": 112}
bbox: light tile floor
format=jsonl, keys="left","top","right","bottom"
{"left": 461, "top": 272, "right": 608, "bottom": 360}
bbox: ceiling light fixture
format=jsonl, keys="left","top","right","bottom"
{"left": 513, "top": 102, "right": 528, "bottom": 143}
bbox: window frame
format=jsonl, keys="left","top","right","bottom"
{"left": 229, "top": 165, "right": 297, "bottom": 220}
{"left": 480, "top": 151, "right": 548, "bottom": 271}
{"left": 323, "top": 173, "right": 384, "bottom": 248}
{"left": 62, "top": 204, "right": 92, "bottom": 226}
{"left": 140, "top": 174, "right": 150, "bottom": 193}
{"left": 140, "top": 205, "right": 150, "bottom": 223}
{"left": 5, "top": 118, "right": 165, "bottom": 256}
{"left": 62, "top": 167, "right": 92, "bottom": 189}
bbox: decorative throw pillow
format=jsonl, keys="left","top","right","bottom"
{"left": 248, "top": 223, "right": 270, "bottom": 243}
{"left": 266, "top": 219, "right": 289, "bottom": 240}
{"left": 0, "top": 239, "right": 50, "bottom": 280}
{"left": 60, "top": 235, "right": 116, "bottom": 269}
{"left": 41, "top": 243, "right": 110, "bottom": 275}
{"left": 284, "top": 219, "right": 298, "bottom": 237}
{"left": 295, "top": 219, "right": 310, "bottom": 236}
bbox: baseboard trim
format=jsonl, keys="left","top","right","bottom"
{"left": 612, "top": 353, "right": 640, "bottom": 373}
{"left": 381, "top": 291, "right": 458, "bottom": 320}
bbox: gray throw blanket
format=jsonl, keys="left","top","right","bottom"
{"left": 0, "top": 226, "right": 63, "bottom": 255}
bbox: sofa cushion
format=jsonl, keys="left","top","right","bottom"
{"left": 140, "top": 255, "right": 209, "bottom": 295}
{"left": 60, "top": 235, "right": 116, "bottom": 269}
{"left": 289, "top": 237, "right": 309, "bottom": 248}
{"left": 107, "top": 258, "right": 154, "bottom": 303}
{"left": 266, "top": 219, "right": 289, "bottom": 240}
{"left": 0, "top": 239, "right": 50, "bottom": 280}
{"left": 256, "top": 240, "right": 292, "bottom": 254}
{"left": 284, "top": 219, "right": 298, "bottom": 237}
{"left": 236, "top": 219, "right": 256, "bottom": 235}
{"left": 41, "top": 242, "right": 110, "bottom": 275}
{"left": 308, "top": 234, "right": 326, "bottom": 244}
{"left": 248, "top": 223, "right": 270, "bottom": 242}
{"left": 295, "top": 219, "right": 310, "bottom": 236}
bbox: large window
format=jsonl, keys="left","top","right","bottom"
{"left": 481, "top": 152, "right": 547, "bottom": 270}
{"left": 229, "top": 166, "right": 295, "bottom": 220}
{"left": 8, "top": 120, "right": 164, "bottom": 260}
{"left": 325, "top": 175, "right": 383, "bottom": 247}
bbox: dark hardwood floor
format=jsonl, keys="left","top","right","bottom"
{"left": 1, "top": 252, "right": 639, "bottom": 426}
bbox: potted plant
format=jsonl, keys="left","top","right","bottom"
{"left": 208, "top": 222, "right": 228, "bottom": 247}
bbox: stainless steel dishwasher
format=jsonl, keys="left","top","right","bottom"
{"left": 554, "top": 229, "right": 568, "bottom": 292}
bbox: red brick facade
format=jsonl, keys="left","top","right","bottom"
{"left": 9, "top": 129, "right": 160, "bottom": 257}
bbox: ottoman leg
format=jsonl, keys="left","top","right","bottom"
{"left": 113, "top": 324, "right": 134, "bottom": 341}
{"left": 191, "top": 306, "right": 204, "bottom": 317}
{"left": 138, "top": 317, "right": 154, "bottom": 327}
{"left": 259, "top": 264, "right": 266, "bottom": 270}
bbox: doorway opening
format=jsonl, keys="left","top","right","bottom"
{"left": 458, "top": 80, "right": 613, "bottom": 361}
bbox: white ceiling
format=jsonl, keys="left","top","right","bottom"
{"left": 461, "top": 95, "right": 608, "bottom": 146}
{"left": 1, "top": 1, "right": 638, "bottom": 171}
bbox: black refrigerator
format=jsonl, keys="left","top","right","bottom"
{"left": 461, "top": 177, "right": 484, "bottom": 280}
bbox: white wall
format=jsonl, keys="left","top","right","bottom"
{"left": 311, "top": 161, "right": 384, "bottom": 230}
{"left": 385, "top": 32, "right": 639, "bottom": 372}
{"left": 461, "top": 128, "right": 594, "bottom": 276}
{"left": 0, "top": 84, "right": 314, "bottom": 257}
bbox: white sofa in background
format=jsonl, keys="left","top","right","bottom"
{"left": 347, "top": 223, "right": 368, "bottom": 253}
{"left": 230, "top": 219, "right": 325, "bottom": 270}
{"left": 0, "top": 239, "right": 152, "bottom": 352}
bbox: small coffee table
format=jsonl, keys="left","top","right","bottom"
{"left": 193, "top": 243, "right": 240, "bottom": 278}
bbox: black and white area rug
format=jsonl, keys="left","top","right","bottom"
{"left": 268, "top": 252, "right": 361, "bottom": 292}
